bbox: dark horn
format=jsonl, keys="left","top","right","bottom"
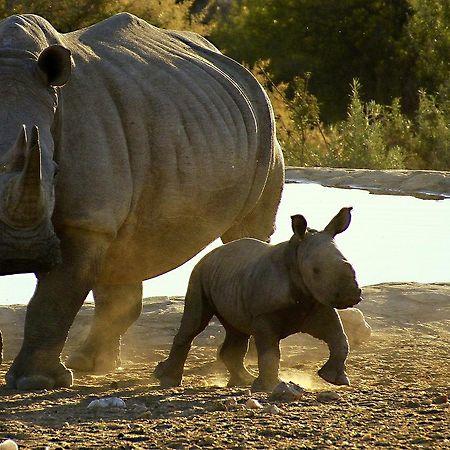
{"left": 5, "top": 126, "right": 45, "bottom": 226}
{"left": 0, "top": 124, "right": 27, "bottom": 172}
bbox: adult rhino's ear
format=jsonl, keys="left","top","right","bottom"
{"left": 324, "top": 207, "right": 353, "bottom": 237}
{"left": 291, "top": 214, "right": 307, "bottom": 240}
{"left": 38, "top": 45, "right": 72, "bottom": 87}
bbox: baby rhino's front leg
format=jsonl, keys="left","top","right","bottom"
{"left": 301, "top": 304, "right": 350, "bottom": 385}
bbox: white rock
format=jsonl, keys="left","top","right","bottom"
{"left": 245, "top": 398, "right": 263, "bottom": 409}
{"left": 0, "top": 440, "right": 18, "bottom": 450}
{"left": 268, "top": 381, "right": 305, "bottom": 402}
{"left": 264, "top": 404, "right": 284, "bottom": 414}
{"left": 87, "top": 397, "right": 126, "bottom": 410}
{"left": 338, "top": 308, "right": 371, "bottom": 346}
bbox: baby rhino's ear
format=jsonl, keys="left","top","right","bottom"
{"left": 324, "top": 207, "right": 353, "bottom": 237}
{"left": 291, "top": 214, "right": 307, "bottom": 240}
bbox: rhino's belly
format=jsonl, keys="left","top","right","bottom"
{"left": 97, "top": 217, "right": 228, "bottom": 284}
{"left": 214, "top": 303, "right": 254, "bottom": 335}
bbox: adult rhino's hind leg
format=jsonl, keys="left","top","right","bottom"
{"left": 218, "top": 326, "right": 255, "bottom": 387}
{"left": 154, "top": 269, "right": 213, "bottom": 388}
{"left": 66, "top": 282, "right": 142, "bottom": 373}
{"left": 301, "top": 305, "right": 350, "bottom": 386}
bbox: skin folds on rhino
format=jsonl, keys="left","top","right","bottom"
{"left": 0, "top": 13, "right": 284, "bottom": 389}
{"left": 155, "top": 208, "right": 362, "bottom": 392}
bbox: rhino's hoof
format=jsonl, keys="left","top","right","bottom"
{"left": 154, "top": 361, "right": 182, "bottom": 388}
{"left": 251, "top": 376, "right": 280, "bottom": 393}
{"left": 66, "top": 350, "right": 120, "bottom": 374}
{"left": 227, "top": 371, "right": 256, "bottom": 387}
{"left": 66, "top": 352, "right": 94, "bottom": 372}
{"left": 6, "top": 365, "right": 73, "bottom": 390}
{"left": 318, "top": 365, "right": 350, "bottom": 386}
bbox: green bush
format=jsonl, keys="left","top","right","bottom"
{"left": 263, "top": 73, "right": 449, "bottom": 170}
{"left": 412, "top": 90, "right": 450, "bottom": 169}
{"left": 326, "top": 81, "right": 407, "bottom": 169}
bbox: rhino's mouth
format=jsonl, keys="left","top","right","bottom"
{"left": 0, "top": 255, "right": 59, "bottom": 275}
{"left": 333, "top": 295, "right": 363, "bottom": 310}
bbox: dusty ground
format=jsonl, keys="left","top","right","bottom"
{"left": 1, "top": 169, "right": 449, "bottom": 448}
{"left": 0, "top": 282, "right": 449, "bottom": 449}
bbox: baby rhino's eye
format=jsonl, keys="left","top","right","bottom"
{"left": 313, "top": 267, "right": 321, "bottom": 276}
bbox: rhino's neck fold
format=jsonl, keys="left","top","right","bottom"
{"left": 285, "top": 240, "right": 316, "bottom": 304}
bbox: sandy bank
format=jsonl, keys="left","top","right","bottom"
{"left": 286, "top": 167, "right": 450, "bottom": 200}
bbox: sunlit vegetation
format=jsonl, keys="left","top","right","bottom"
{"left": 1, "top": 0, "right": 449, "bottom": 169}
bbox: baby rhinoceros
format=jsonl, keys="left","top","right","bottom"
{"left": 155, "top": 207, "right": 362, "bottom": 392}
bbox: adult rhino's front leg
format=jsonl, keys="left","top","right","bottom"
{"left": 5, "top": 230, "right": 111, "bottom": 390}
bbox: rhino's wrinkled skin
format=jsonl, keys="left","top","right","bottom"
{"left": 155, "top": 208, "right": 362, "bottom": 392}
{"left": 0, "top": 13, "right": 284, "bottom": 390}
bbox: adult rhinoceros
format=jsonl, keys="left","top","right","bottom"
{"left": 0, "top": 13, "right": 284, "bottom": 390}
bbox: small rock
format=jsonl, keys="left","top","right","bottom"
{"left": 224, "top": 397, "right": 238, "bottom": 407}
{"left": 87, "top": 397, "right": 126, "bottom": 410}
{"left": 132, "top": 403, "right": 148, "bottom": 414}
{"left": 264, "top": 404, "right": 284, "bottom": 414}
{"left": 432, "top": 394, "right": 448, "bottom": 404}
{"left": 0, "top": 440, "right": 18, "bottom": 450}
{"left": 268, "top": 381, "right": 305, "bottom": 402}
{"left": 405, "top": 400, "right": 421, "bottom": 408}
{"left": 180, "top": 408, "right": 196, "bottom": 417}
{"left": 316, "top": 391, "right": 341, "bottom": 403}
{"left": 245, "top": 398, "right": 263, "bottom": 409}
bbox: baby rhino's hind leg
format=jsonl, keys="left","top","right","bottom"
{"left": 154, "top": 270, "right": 213, "bottom": 387}
{"left": 218, "top": 325, "right": 255, "bottom": 387}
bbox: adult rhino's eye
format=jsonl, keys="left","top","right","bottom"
{"left": 313, "top": 267, "right": 320, "bottom": 276}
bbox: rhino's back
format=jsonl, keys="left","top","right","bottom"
{"left": 53, "top": 14, "right": 277, "bottom": 281}
{"left": 0, "top": 13, "right": 279, "bottom": 283}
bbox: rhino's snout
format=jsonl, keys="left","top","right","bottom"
{"left": 333, "top": 288, "right": 362, "bottom": 309}
{"left": 0, "top": 220, "right": 61, "bottom": 275}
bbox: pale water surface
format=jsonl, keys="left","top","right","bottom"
{"left": 0, "top": 183, "right": 449, "bottom": 304}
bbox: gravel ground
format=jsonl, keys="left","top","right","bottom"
{"left": 0, "top": 283, "right": 449, "bottom": 449}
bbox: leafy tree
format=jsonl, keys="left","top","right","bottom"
{"left": 0, "top": 0, "right": 208, "bottom": 33}
{"left": 211, "top": 0, "right": 412, "bottom": 122}
{"left": 404, "top": 0, "right": 450, "bottom": 110}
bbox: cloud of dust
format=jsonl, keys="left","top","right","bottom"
{"left": 279, "top": 368, "right": 326, "bottom": 391}
{"left": 201, "top": 368, "right": 327, "bottom": 390}
{"left": 203, "top": 374, "right": 229, "bottom": 387}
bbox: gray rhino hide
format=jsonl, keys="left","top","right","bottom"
{"left": 0, "top": 13, "right": 283, "bottom": 283}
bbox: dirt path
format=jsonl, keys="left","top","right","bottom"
{"left": 0, "top": 283, "right": 449, "bottom": 449}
